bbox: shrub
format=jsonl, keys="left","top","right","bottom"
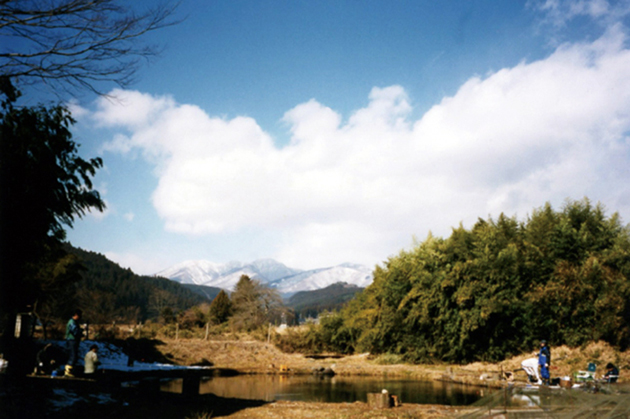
{"left": 274, "top": 325, "right": 322, "bottom": 353}
{"left": 374, "top": 353, "right": 404, "bottom": 365}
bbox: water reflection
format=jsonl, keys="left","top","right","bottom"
{"left": 162, "top": 375, "right": 484, "bottom": 405}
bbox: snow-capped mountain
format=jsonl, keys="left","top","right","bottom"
{"left": 268, "top": 263, "right": 373, "bottom": 294}
{"left": 155, "top": 259, "right": 373, "bottom": 294}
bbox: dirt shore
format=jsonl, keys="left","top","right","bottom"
{"left": 218, "top": 400, "right": 466, "bottom": 418}
{"left": 155, "top": 337, "right": 628, "bottom": 386}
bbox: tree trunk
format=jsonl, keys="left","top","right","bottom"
{"left": 367, "top": 393, "right": 391, "bottom": 409}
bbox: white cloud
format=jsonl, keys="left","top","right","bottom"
{"left": 66, "top": 99, "right": 89, "bottom": 119}
{"left": 93, "top": 28, "right": 630, "bottom": 269}
{"left": 123, "top": 212, "right": 135, "bottom": 222}
{"left": 530, "top": 0, "right": 630, "bottom": 28}
{"left": 93, "top": 89, "right": 175, "bottom": 129}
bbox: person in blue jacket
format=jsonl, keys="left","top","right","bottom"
{"left": 65, "top": 309, "right": 83, "bottom": 377}
{"left": 539, "top": 340, "right": 550, "bottom": 385}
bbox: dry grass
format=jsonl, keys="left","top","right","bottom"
{"left": 154, "top": 336, "right": 629, "bottom": 388}
{"left": 157, "top": 337, "right": 444, "bottom": 380}
{"left": 497, "top": 341, "right": 630, "bottom": 380}
{"left": 197, "top": 400, "right": 464, "bottom": 419}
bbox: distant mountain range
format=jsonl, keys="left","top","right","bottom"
{"left": 155, "top": 259, "right": 374, "bottom": 295}
{"left": 287, "top": 282, "right": 364, "bottom": 319}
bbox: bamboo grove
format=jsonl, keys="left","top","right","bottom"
{"left": 319, "top": 199, "right": 630, "bottom": 363}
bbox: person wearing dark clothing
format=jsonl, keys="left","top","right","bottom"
{"left": 36, "top": 344, "right": 57, "bottom": 375}
{"left": 539, "top": 340, "right": 551, "bottom": 365}
{"left": 604, "top": 363, "right": 619, "bottom": 383}
{"left": 65, "top": 309, "right": 83, "bottom": 377}
{"left": 539, "top": 340, "right": 551, "bottom": 385}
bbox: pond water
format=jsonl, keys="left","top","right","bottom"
{"left": 161, "top": 374, "right": 489, "bottom": 405}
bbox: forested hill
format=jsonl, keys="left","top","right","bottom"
{"left": 66, "top": 245, "right": 209, "bottom": 323}
{"left": 286, "top": 282, "right": 363, "bottom": 319}
{"left": 326, "top": 199, "right": 630, "bottom": 363}
{"left": 181, "top": 283, "right": 223, "bottom": 301}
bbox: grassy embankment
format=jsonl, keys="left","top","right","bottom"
{"left": 156, "top": 334, "right": 628, "bottom": 386}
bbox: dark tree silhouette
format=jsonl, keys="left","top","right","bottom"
{"left": 0, "top": 80, "right": 105, "bottom": 319}
{"left": 0, "top": 0, "right": 179, "bottom": 95}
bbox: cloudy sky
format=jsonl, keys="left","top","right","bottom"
{"left": 65, "top": 0, "right": 630, "bottom": 275}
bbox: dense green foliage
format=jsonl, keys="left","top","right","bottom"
{"left": 287, "top": 282, "right": 364, "bottom": 319}
{"left": 327, "top": 199, "right": 630, "bottom": 363}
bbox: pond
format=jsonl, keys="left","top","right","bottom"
{"left": 161, "top": 374, "right": 489, "bottom": 405}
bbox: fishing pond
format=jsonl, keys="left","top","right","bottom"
{"left": 161, "top": 374, "right": 488, "bottom": 405}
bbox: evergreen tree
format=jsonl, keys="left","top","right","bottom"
{"left": 209, "top": 290, "right": 232, "bottom": 324}
{"left": 230, "top": 275, "right": 283, "bottom": 331}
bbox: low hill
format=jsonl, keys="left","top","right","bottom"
{"left": 286, "top": 282, "right": 363, "bottom": 319}
{"left": 67, "top": 245, "right": 210, "bottom": 323}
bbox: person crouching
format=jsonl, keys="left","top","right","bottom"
{"left": 84, "top": 345, "right": 100, "bottom": 376}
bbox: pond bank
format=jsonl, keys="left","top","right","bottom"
{"left": 156, "top": 337, "right": 627, "bottom": 388}
{"left": 6, "top": 337, "right": 626, "bottom": 418}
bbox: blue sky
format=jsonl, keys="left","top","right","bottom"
{"left": 60, "top": 0, "right": 630, "bottom": 274}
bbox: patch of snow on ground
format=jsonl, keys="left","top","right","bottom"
{"left": 47, "top": 340, "right": 205, "bottom": 372}
{"left": 33, "top": 340, "right": 209, "bottom": 413}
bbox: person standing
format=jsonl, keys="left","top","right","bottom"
{"left": 65, "top": 309, "right": 83, "bottom": 377}
{"left": 539, "top": 340, "right": 551, "bottom": 385}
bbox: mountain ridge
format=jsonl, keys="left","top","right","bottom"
{"left": 155, "top": 259, "right": 373, "bottom": 294}
{"left": 286, "top": 282, "right": 364, "bottom": 319}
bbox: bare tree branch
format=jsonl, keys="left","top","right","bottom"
{"left": 0, "top": 0, "right": 181, "bottom": 95}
